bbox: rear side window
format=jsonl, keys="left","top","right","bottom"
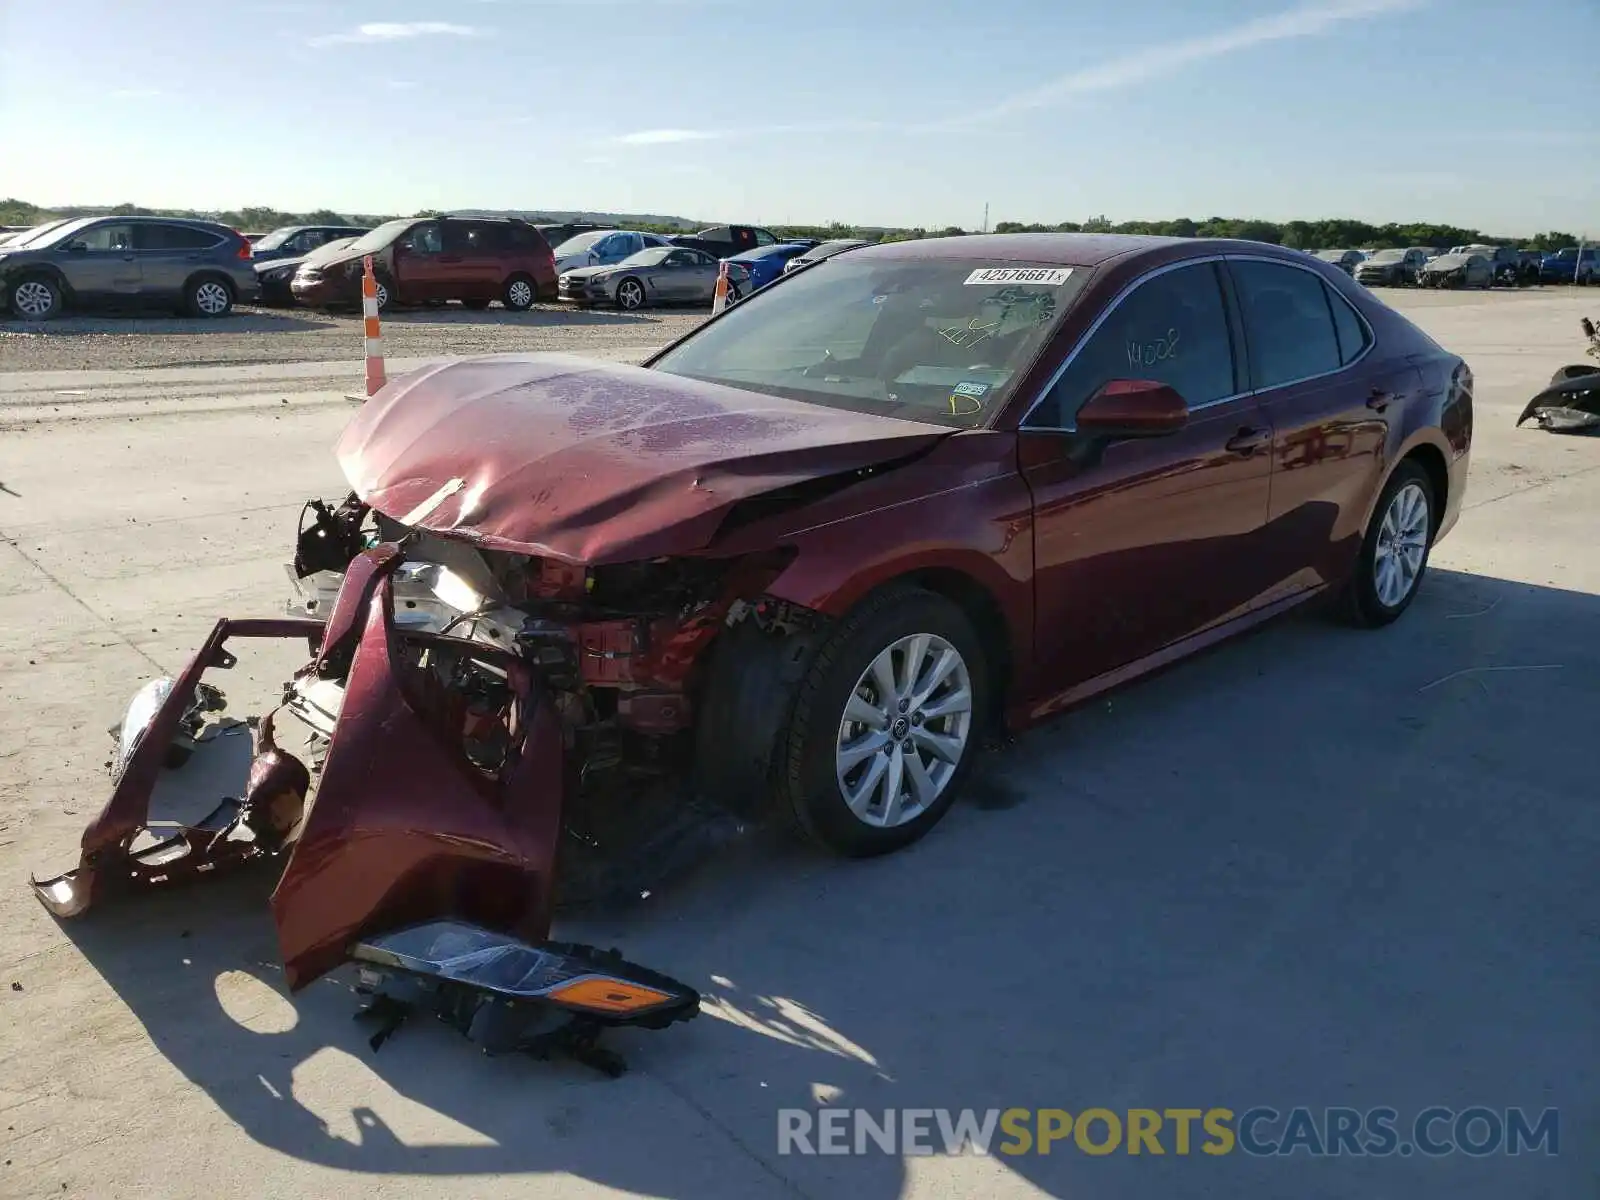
{"left": 1230, "top": 260, "right": 1341, "bottom": 389}
{"left": 140, "top": 224, "right": 225, "bottom": 250}
{"left": 507, "top": 223, "right": 547, "bottom": 252}
{"left": 1325, "top": 284, "right": 1370, "bottom": 365}
{"left": 753, "top": 228, "right": 778, "bottom": 246}
{"left": 1036, "top": 261, "right": 1236, "bottom": 428}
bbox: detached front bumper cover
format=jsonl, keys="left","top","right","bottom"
{"left": 30, "top": 545, "right": 701, "bottom": 1072}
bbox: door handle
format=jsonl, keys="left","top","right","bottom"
{"left": 1225, "top": 427, "right": 1270, "bottom": 455}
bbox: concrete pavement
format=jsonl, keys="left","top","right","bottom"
{"left": 0, "top": 291, "right": 1595, "bottom": 1199}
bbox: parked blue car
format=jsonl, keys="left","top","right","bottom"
{"left": 1540, "top": 247, "right": 1597, "bottom": 285}
{"left": 722, "top": 242, "right": 816, "bottom": 290}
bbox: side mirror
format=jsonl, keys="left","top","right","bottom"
{"left": 1075, "top": 379, "right": 1188, "bottom": 437}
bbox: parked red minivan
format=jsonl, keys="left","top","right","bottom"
{"left": 291, "top": 215, "right": 556, "bottom": 311}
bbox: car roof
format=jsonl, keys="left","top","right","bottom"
{"left": 845, "top": 232, "right": 1320, "bottom": 269}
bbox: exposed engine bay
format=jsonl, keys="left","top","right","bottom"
{"left": 286, "top": 493, "right": 813, "bottom": 901}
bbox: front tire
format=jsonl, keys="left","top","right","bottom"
{"left": 615, "top": 277, "right": 645, "bottom": 311}
{"left": 185, "top": 275, "right": 234, "bottom": 318}
{"left": 1338, "top": 460, "right": 1435, "bottom": 628}
{"left": 776, "top": 586, "right": 988, "bottom": 856}
{"left": 11, "top": 274, "right": 64, "bottom": 319}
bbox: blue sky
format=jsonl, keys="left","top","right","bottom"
{"left": 2, "top": 0, "right": 1596, "bottom": 234}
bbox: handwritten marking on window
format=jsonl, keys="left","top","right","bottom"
{"left": 1127, "top": 328, "right": 1180, "bottom": 371}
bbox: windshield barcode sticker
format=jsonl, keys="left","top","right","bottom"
{"left": 964, "top": 267, "right": 1073, "bottom": 286}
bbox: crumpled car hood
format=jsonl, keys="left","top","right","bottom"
{"left": 337, "top": 354, "right": 952, "bottom": 564}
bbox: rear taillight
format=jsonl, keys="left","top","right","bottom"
{"left": 237, "top": 241, "right": 252, "bottom": 259}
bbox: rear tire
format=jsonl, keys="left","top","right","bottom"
{"left": 774, "top": 586, "right": 988, "bottom": 857}
{"left": 1337, "top": 460, "right": 1436, "bottom": 628}
{"left": 185, "top": 275, "right": 234, "bottom": 318}
{"left": 503, "top": 274, "right": 536, "bottom": 311}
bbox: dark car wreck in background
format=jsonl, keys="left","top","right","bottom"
{"left": 32, "top": 234, "right": 1473, "bottom": 1069}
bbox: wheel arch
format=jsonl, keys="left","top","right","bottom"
{"left": 5, "top": 263, "right": 73, "bottom": 302}
{"left": 184, "top": 268, "right": 235, "bottom": 296}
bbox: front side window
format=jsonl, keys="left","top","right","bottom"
{"left": 409, "top": 223, "right": 443, "bottom": 254}
{"left": 753, "top": 228, "right": 778, "bottom": 246}
{"left": 1033, "top": 261, "right": 1235, "bottom": 429}
{"left": 652, "top": 257, "right": 1087, "bottom": 429}
{"left": 72, "top": 223, "right": 135, "bottom": 251}
{"left": 1231, "top": 260, "right": 1341, "bottom": 389}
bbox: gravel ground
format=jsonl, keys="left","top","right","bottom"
{"left": 0, "top": 302, "right": 710, "bottom": 371}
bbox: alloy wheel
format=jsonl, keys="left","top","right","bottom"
{"left": 1373, "top": 481, "right": 1430, "bottom": 608}
{"left": 507, "top": 279, "right": 533, "bottom": 309}
{"left": 194, "top": 281, "right": 230, "bottom": 315}
{"left": 835, "top": 633, "right": 973, "bottom": 829}
{"left": 618, "top": 280, "right": 643, "bottom": 310}
{"left": 13, "top": 280, "right": 55, "bottom": 318}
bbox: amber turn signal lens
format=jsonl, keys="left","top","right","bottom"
{"left": 547, "top": 976, "right": 673, "bottom": 1013}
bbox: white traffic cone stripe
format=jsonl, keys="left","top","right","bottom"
{"left": 361, "top": 255, "right": 386, "bottom": 397}
{"left": 711, "top": 262, "right": 729, "bottom": 315}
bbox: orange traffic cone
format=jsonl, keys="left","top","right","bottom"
{"left": 361, "top": 255, "right": 386, "bottom": 398}
{"left": 711, "top": 261, "right": 730, "bottom": 315}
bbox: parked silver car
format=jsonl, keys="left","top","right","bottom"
{"left": 0, "top": 215, "right": 259, "bottom": 318}
{"left": 558, "top": 245, "right": 739, "bottom": 310}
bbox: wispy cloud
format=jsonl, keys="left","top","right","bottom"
{"left": 109, "top": 87, "right": 163, "bottom": 99}
{"left": 608, "top": 0, "right": 1421, "bottom": 144}
{"left": 387, "top": 79, "right": 419, "bottom": 90}
{"left": 965, "top": 0, "right": 1424, "bottom": 122}
{"left": 613, "top": 128, "right": 722, "bottom": 145}
{"left": 309, "top": 22, "right": 482, "bottom": 48}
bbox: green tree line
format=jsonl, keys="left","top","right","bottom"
{"left": 0, "top": 198, "right": 1578, "bottom": 253}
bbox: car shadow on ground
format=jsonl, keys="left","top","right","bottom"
{"left": 44, "top": 567, "right": 1598, "bottom": 1198}
{"left": 0, "top": 310, "right": 333, "bottom": 335}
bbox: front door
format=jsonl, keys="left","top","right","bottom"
{"left": 59, "top": 222, "right": 141, "bottom": 302}
{"left": 1019, "top": 259, "right": 1275, "bottom": 715}
{"left": 1226, "top": 257, "right": 1402, "bottom": 593}
{"left": 392, "top": 221, "right": 445, "bottom": 301}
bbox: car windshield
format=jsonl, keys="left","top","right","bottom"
{"left": 1315, "top": 250, "right": 1348, "bottom": 261}
{"left": 1369, "top": 249, "right": 1406, "bottom": 262}
{"left": 554, "top": 232, "right": 610, "bottom": 256}
{"left": 651, "top": 258, "right": 1088, "bottom": 430}
{"left": 253, "top": 228, "right": 298, "bottom": 251}
{"left": 618, "top": 248, "right": 673, "bottom": 268}
{"left": 344, "top": 220, "right": 412, "bottom": 254}
{"left": 14, "top": 218, "right": 94, "bottom": 249}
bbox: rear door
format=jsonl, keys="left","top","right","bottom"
{"left": 1226, "top": 256, "right": 1401, "bottom": 595}
{"left": 135, "top": 223, "right": 223, "bottom": 301}
{"left": 453, "top": 221, "right": 507, "bottom": 299}
{"left": 58, "top": 222, "right": 142, "bottom": 301}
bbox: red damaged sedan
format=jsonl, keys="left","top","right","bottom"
{"left": 33, "top": 234, "right": 1471, "bottom": 1066}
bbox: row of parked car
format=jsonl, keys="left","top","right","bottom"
{"left": 1313, "top": 244, "right": 1596, "bottom": 290}
{"left": 7, "top": 209, "right": 1589, "bottom": 319}
{"left": 0, "top": 211, "right": 876, "bottom": 319}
